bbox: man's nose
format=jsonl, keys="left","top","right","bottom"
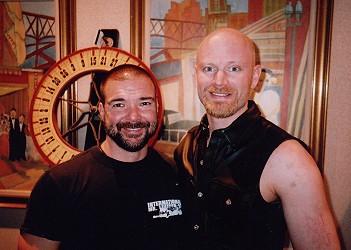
{"left": 126, "top": 106, "right": 141, "bottom": 120}
{"left": 213, "top": 70, "right": 227, "bottom": 86}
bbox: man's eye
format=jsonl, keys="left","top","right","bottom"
{"left": 140, "top": 102, "right": 151, "bottom": 106}
{"left": 226, "top": 66, "right": 240, "bottom": 72}
{"left": 203, "top": 66, "right": 216, "bottom": 73}
{"left": 112, "top": 103, "right": 124, "bottom": 108}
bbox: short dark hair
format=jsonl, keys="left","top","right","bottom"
{"left": 99, "top": 64, "right": 156, "bottom": 104}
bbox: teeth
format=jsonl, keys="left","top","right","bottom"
{"left": 212, "top": 92, "right": 229, "bottom": 97}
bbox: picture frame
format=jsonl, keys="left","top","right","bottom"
{"left": 0, "top": 0, "right": 58, "bottom": 207}
{"left": 130, "top": 0, "right": 333, "bottom": 169}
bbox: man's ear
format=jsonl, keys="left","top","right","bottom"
{"left": 98, "top": 102, "right": 104, "bottom": 119}
{"left": 155, "top": 97, "right": 160, "bottom": 114}
{"left": 251, "top": 65, "right": 262, "bottom": 89}
{"left": 194, "top": 65, "right": 199, "bottom": 87}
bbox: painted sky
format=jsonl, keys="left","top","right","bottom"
{"left": 151, "top": 0, "right": 248, "bottom": 19}
{"left": 21, "top": 2, "right": 55, "bottom": 16}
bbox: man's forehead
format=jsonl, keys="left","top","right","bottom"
{"left": 105, "top": 78, "right": 155, "bottom": 95}
{"left": 197, "top": 42, "right": 254, "bottom": 66}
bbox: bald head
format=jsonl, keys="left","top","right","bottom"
{"left": 196, "top": 28, "right": 256, "bottom": 67}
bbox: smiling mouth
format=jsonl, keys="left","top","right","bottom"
{"left": 122, "top": 128, "right": 145, "bottom": 139}
{"left": 117, "top": 121, "right": 150, "bottom": 131}
{"left": 210, "top": 92, "right": 230, "bottom": 97}
{"left": 125, "top": 127, "right": 143, "bottom": 132}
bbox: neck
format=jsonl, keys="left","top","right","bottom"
{"left": 100, "top": 138, "right": 148, "bottom": 162}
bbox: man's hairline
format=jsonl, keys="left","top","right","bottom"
{"left": 100, "top": 67, "right": 157, "bottom": 104}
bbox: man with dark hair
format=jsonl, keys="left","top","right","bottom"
{"left": 19, "top": 64, "right": 183, "bottom": 250}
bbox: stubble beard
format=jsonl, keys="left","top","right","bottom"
{"left": 201, "top": 85, "right": 239, "bottom": 119}
{"left": 104, "top": 120, "right": 157, "bottom": 152}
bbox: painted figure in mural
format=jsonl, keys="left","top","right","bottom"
{"left": 251, "top": 67, "right": 281, "bottom": 125}
{"left": 18, "top": 114, "right": 28, "bottom": 161}
{"left": 18, "top": 65, "right": 183, "bottom": 250}
{"left": 174, "top": 28, "right": 340, "bottom": 249}
{"left": 8, "top": 107, "right": 20, "bottom": 161}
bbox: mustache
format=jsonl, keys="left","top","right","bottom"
{"left": 207, "top": 85, "right": 232, "bottom": 93}
{"left": 116, "top": 121, "right": 150, "bottom": 131}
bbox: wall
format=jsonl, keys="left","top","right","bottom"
{"left": 324, "top": 1, "right": 351, "bottom": 249}
{"left": 1, "top": 0, "right": 351, "bottom": 249}
{"left": 76, "top": 0, "right": 130, "bottom": 51}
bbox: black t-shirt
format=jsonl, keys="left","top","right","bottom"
{"left": 21, "top": 146, "right": 183, "bottom": 249}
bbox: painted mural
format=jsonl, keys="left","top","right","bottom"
{"left": 0, "top": 1, "right": 55, "bottom": 194}
{"left": 150, "top": 0, "right": 310, "bottom": 144}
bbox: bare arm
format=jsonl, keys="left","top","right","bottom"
{"left": 260, "top": 140, "right": 340, "bottom": 250}
{"left": 18, "top": 234, "right": 60, "bottom": 250}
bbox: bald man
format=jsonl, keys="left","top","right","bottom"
{"left": 175, "top": 28, "right": 340, "bottom": 249}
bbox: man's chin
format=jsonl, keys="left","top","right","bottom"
{"left": 117, "top": 135, "right": 149, "bottom": 152}
{"left": 204, "top": 102, "right": 238, "bottom": 118}
{"left": 120, "top": 141, "right": 148, "bottom": 152}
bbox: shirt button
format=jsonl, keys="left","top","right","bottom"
{"left": 199, "top": 160, "right": 204, "bottom": 165}
{"left": 225, "top": 199, "right": 232, "bottom": 205}
{"left": 197, "top": 192, "right": 203, "bottom": 198}
{"left": 193, "top": 224, "right": 199, "bottom": 230}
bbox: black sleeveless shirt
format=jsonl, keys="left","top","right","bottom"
{"left": 174, "top": 101, "right": 307, "bottom": 250}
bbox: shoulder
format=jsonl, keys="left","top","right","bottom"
{"left": 31, "top": 146, "right": 106, "bottom": 199}
{"left": 174, "top": 125, "right": 200, "bottom": 153}
{"left": 178, "top": 125, "right": 200, "bottom": 143}
{"left": 153, "top": 147, "right": 175, "bottom": 165}
{"left": 149, "top": 147, "right": 177, "bottom": 172}
{"left": 269, "top": 139, "right": 315, "bottom": 172}
{"left": 48, "top": 146, "right": 100, "bottom": 178}
{"left": 260, "top": 139, "right": 321, "bottom": 202}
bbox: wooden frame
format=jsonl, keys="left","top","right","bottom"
{"left": 131, "top": 0, "right": 334, "bottom": 170}
{"left": 310, "top": 0, "right": 334, "bottom": 171}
